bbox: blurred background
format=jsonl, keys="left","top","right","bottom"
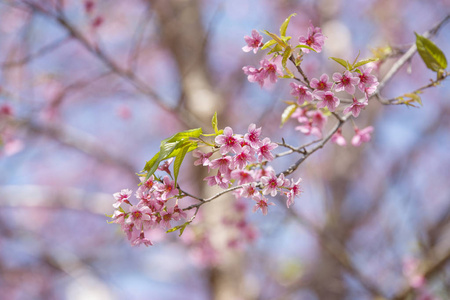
{"left": 1, "top": 0, "right": 450, "bottom": 299}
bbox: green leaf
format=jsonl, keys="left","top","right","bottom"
{"left": 166, "top": 221, "right": 190, "bottom": 236}
{"left": 282, "top": 46, "right": 293, "bottom": 69}
{"left": 211, "top": 112, "right": 219, "bottom": 134}
{"left": 352, "top": 58, "right": 379, "bottom": 69}
{"left": 263, "top": 30, "right": 287, "bottom": 48}
{"left": 261, "top": 39, "right": 277, "bottom": 50}
{"left": 415, "top": 32, "right": 448, "bottom": 72}
{"left": 280, "top": 13, "right": 297, "bottom": 37}
{"left": 161, "top": 128, "right": 203, "bottom": 144}
{"left": 330, "top": 57, "right": 350, "bottom": 70}
{"left": 173, "top": 141, "right": 191, "bottom": 186}
{"left": 280, "top": 104, "right": 298, "bottom": 127}
{"left": 295, "top": 44, "right": 317, "bottom": 52}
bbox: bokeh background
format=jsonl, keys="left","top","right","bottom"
{"left": 1, "top": 0, "right": 450, "bottom": 299}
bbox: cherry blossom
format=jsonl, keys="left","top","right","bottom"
{"left": 113, "top": 189, "right": 132, "bottom": 208}
{"left": 343, "top": 97, "right": 368, "bottom": 117}
{"left": 357, "top": 66, "right": 379, "bottom": 95}
{"left": 215, "top": 126, "right": 242, "bottom": 154}
{"left": 257, "top": 137, "right": 278, "bottom": 162}
{"left": 310, "top": 74, "right": 333, "bottom": 92}
{"left": 156, "top": 176, "right": 178, "bottom": 200}
{"left": 315, "top": 91, "right": 340, "bottom": 112}
{"left": 242, "top": 29, "right": 263, "bottom": 53}
{"left": 192, "top": 149, "right": 213, "bottom": 167}
{"left": 333, "top": 71, "right": 360, "bottom": 95}
{"left": 252, "top": 194, "right": 275, "bottom": 216}
{"left": 244, "top": 123, "right": 262, "bottom": 148}
{"left": 298, "top": 22, "right": 326, "bottom": 53}
{"left": 331, "top": 129, "right": 346, "bottom": 146}
{"left": 290, "top": 82, "right": 313, "bottom": 104}
{"left": 351, "top": 126, "right": 374, "bottom": 146}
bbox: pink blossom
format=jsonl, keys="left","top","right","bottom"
{"left": 357, "top": 66, "right": 379, "bottom": 95}
{"left": 0, "top": 104, "right": 13, "bottom": 116}
{"left": 315, "top": 91, "right": 340, "bottom": 112}
{"left": 333, "top": 71, "right": 360, "bottom": 95}
{"left": 157, "top": 158, "right": 174, "bottom": 175}
{"left": 239, "top": 182, "right": 258, "bottom": 198}
{"left": 127, "top": 205, "right": 152, "bottom": 229}
{"left": 140, "top": 175, "right": 155, "bottom": 191}
{"left": 260, "top": 59, "right": 283, "bottom": 85}
{"left": 310, "top": 74, "right": 332, "bottom": 92}
{"left": 343, "top": 97, "right": 368, "bottom": 117}
{"left": 156, "top": 176, "right": 178, "bottom": 200}
{"left": 331, "top": 129, "right": 346, "bottom": 146}
{"left": 298, "top": 22, "right": 325, "bottom": 53}
{"left": 113, "top": 189, "right": 132, "bottom": 208}
{"left": 160, "top": 206, "right": 175, "bottom": 229}
{"left": 132, "top": 232, "right": 153, "bottom": 247}
{"left": 308, "top": 110, "right": 327, "bottom": 131}
{"left": 257, "top": 137, "right": 278, "bottom": 162}
{"left": 122, "top": 223, "right": 140, "bottom": 241}
{"left": 209, "top": 155, "right": 232, "bottom": 173}
{"left": 290, "top": 82, "right": 313, "bottom": 105}
{"left": 192, "top": 149, "right": 213, "bottom": 167}
{"left": 112, "top": 210, "right": 126, "bottom": 225}
{"left": 286, "top": 178, "right": 302, "bottom": 208}
{"left": 351, "top": 126, "right": 374, "bottom": 146}
{"left": 291, "top": 107, "right": 309, "bottom": 123}
{"left": 242, "top": 29, "right": 263, "bottom": 53}
{"left": 231, "top": 169, "right": 254, "bottom": 185}
{"left": 244, "top": 123, "right": 262, "bottom": 148}
{"left": 243, "top": 59, "right": 282, "bottom": 87}
{"left": 204, "top": 171, "right": 229, "bottom": 189}
{"left": 215, "top": 126, "right": 242, "bottom": 154}
{"left": 231, "top": 147, "right": 255, "bottom": 169}
{"left": 252, "top": 194, "right": 275, "bottom": 216}
{"left": 172, "top": 204, "right": 187, "bottom": 221}
{"left": 295, "top": 122, "right": 322, "bottom": 139}
{"left": 261, "top": 173, "right": 286, "bottom": 197}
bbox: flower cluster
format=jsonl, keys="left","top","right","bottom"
{"left": 111, "top": 171, "right": 187, "bottom": 247}
{"left": 195, "top": 124, "right": 303, "bottom": 213}
{"left": 241, "top": 21, "right": 379, "bottom": 148}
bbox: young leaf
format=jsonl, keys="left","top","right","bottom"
{"left": 211, "top": 111, "right": 219, "bottom": 134}
{"left": 282, "top": 46, "right": 293, "bottom": 69}
{"left": 162, "top": 128, "right": 203, "bottom": 144}
{"left": 263, "top": 30, "right": 287, "bottom": 48}
{"left": 144, "top": 141, "right": 181, "bottom": 180}
{"left": 280, "top": 104, "right": 298, "bottom": 127}
{"left": 415, "top": 32, "right": 448, "bottom": 72}
{"left": 173, "top": 141, "right": 191, "bottom": 186}
{"left": 280, "top": 13, "right": 297, "bottom": 37}
{"left": 295, "top": 44, "right": 317, "bottom": 52}
{"left": 330, "top": 57, "right": 350, "bottom": 70}
{"left": 352, "top": 58, "right": 379, "bottom": 69}
{"left": 261, "top": 39, "right": 277, "bottom": 50}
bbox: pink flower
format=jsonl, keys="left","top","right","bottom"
{"left": 242, "top": 29, "right": 263, "bottom": 53}
{"left": 127, "top": 206, "right": 152, "bottom": 229}
{"left": 240, "top": 182, "right": 259, "bottom": 198}
{"left": 172, "top": 204, "right": 187, "bottom": 221}
{"left": 192, "top": 149, "right": 213, "bottom": 167}
{"left": 298, "top": 22, "right": 325, "bottom": 53}
{"left": 291, "top": 107, "right": 309, "bottom": 123}
{"left": 231, "top": 147, "right": 256, "bottom": 169}
{"left": 209, "top": 155, "right": 232, "bottom": 173}
{"left": 351, "top": 126, "right": 374, "bottom": 146}
{"left": 357, "top": 66, "right": 379, "bottom": 95}
{"left": 295, "top": 122, "right": 322, "bottom": 138}
{"left": 204, "top": 171, "right": 229, "bottom": 189}
{"left": 243, "top": 58, "right": 282, "bottom": 88}
{"left": 156, "top": 176, "right": 178, "bottom": 200}
{"left": 160, "top": 206, "right": 175, "bottom": 229}
{"left": 231, "top": 169, "right": 254, "bottom": 185}
{"left": 252, "top": 194, "right": 275, "bottom": 216}
{"left": 257, "top": 137, "right": 278, "bottom": 162}
{"left": 290, "top": 82, "right": 313, "bottom": 105}
{"left": 215, "top": 127, "right": 242, "bottom": 154}
{"left": 286, "top": 178, "right": 302, "bottom": 208}
{"left": 260, "top": 59, "right": 283, "bottom": 85}
{"left": 132, "top": 232, "right": 153, "bottom": 247}
{"left": 113, "top": 189, "right": 132, "bottom": 208}
{"left": 343, "top": 97, "right": 368, "bottom": 117}
{"left": 140, "top": 175, "right": 155, "bottom": 191}
{"left": 261, "top": 173, "right": 287, "bottom": 197}
{"left": 308, "top": 110, "right": 327, "bottom": 131}
{"left": 244, "top": 123, "right": 263, "bottom": 148}
{"left": 333, "top": 71, "right": 360, "bottom": 95}
{"left": 331, "top": 129, "right": 346, "bottom": 146}
{"left": 157, "top": 158, "right": 174, "bottom": 175}
{"left": 315, "top": 91, "right": 340, "bottom": 112}
{"left": 310, "top": 74, "right": 332, "bottom": 92}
